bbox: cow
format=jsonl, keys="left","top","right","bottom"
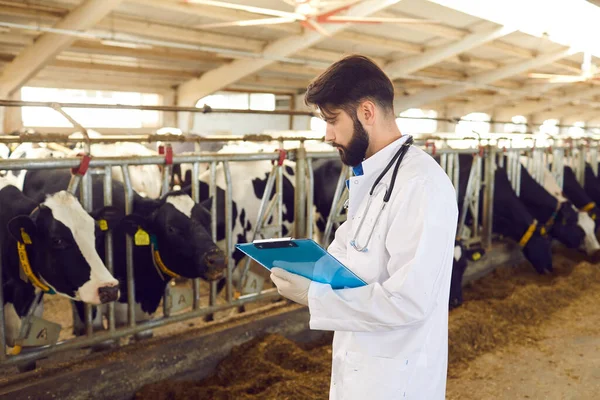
{"left": 541, "top": 167, "right": 600, "bottom": 258}
{"left": 458, "top": 154, "right": 553, "bottom": 274}
{"left": 70, "top": 141, "right": 163, "bottom": 199}
{"left": 9, "top": 133, "right": 163, "bottom": 199}
{"left": 517, "top": 163, "right": 585, "bottom": 249}
{"left": 561, "top": 166, "right": 600, "bottom": 228}
{"left": 20, "top": 168, "right": 227, "bottom": 335}
{"left": 0, "top": 175, "right": 121, "bottom": 351}
{"left": 449, "top": 240, "right": 485, "bottom": 310}
{"left": 583, "top": 162, "right": 600, "bottom": 210}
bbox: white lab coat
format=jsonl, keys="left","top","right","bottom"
{"left": 308, "top": 135, "right": 458, "bottom": 399}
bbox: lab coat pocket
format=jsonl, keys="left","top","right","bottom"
{"left": 342, "top": 351, "right": 410, "bottom": 399}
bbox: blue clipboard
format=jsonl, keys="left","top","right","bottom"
{"left": 235, "top": 238, "right": 367, "bottom": 289}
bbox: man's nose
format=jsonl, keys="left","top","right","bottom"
{"left": 324, "top": 125, "right": 335, "bottom": 142}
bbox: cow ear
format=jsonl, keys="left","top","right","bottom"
{"left": 119, "top": 214, "right": 151, "bottom": 236}
{"left": 90, "top": 206, "right": 124, "bottom": 232}
{"left": 8, "top": 215, "right": 37, "bottom": 244}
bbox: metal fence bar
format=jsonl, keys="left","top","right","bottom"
{"left": 209, "top": 162, "right": 218, "bottom": 308}
{"left": 294, "top": 142, "right": 307, "bottom": 238}
{"left": 103, "top": 166, "right": 116, "bottom": 333}
{"left": 452, "top": 153, "right": 460, "bottom": 201}
{"left": 80, "top": 172, "right": 94, "bottom": 337}
{"left": 1, "top": 288, "right": 281, "bottom": 366}
{"left": 191, "top": 162, "right": 201, "bottom": 311}
{"left": 121, "top": 165, "right": 136, "bottom": 328}
{"left": 482, "top": 146, "right": 495, "bottom": 249}
{"left": 223, "top": 161, "right": 234, "bottom": 304}
{"left": 306, "top": 157, "right": 315, "bottom": 239}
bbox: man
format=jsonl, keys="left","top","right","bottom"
{"left": 270, "top": 55, "right": 458, "bottom": 399}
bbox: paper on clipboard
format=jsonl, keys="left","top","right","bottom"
{"left": 235, "top": 238, "right": 366, "bottom": 289}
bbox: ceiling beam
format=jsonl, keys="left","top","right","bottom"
{"left": 384, "top": 25, "right": 515, "bottom": 79}
{"left": 393, "top": 47, "right": 577, "bottom": 112}
{"left": 495, "top": 86, "right": 600, "bottom": 117}
{"left": 0, "top": 0, "right": 123, "bottom": 98}
{"left": 448, "top": 82, "right": 572, "bottom": 116}
{"left": 176, "top": 0, "right": 403, "bottom": 106}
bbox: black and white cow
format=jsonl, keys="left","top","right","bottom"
{"left": 20, "top": 168, "right": 227, "bottom": 332}
{"left": 458, "top": 155, "right": 553, "bottom": 274}
{"left": 541, "top": 168, "right": 600, "bottom": 258}
{"left": 561, "top": 166, "right": 600, "bottom": 229}
{"left": 0, "top": 177, "right": 120, "bottom": 348}
{"left": 583, "top": 162, "right": 600, "bottom": 212}
{"left": 517, "top": 163, "right": 585, "bottom": 249}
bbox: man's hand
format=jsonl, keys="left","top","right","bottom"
{"left": 270, "top": 267, "right": 311, "bottom": 306}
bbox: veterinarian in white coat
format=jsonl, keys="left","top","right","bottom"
{"left": 270, "top": 55, "right": 458, "bottom": 399}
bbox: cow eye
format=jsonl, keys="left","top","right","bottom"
{"left": 168, "top": 226, "right": 180, "bottom": 235}
{"left": 52, "top": 238, "right": 68, "bottom": 249}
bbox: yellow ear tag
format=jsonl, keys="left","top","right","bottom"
{"left": 134, "top": 227, "right": 150, "bottom": 246}
{"left": 20, "top": 228, "right": 32, "bottom": 245}
{"left": 472, "top": 252, "right": 481, "bottom": 261}
{"left": 98, "top": 219, "right": 108, "bottom": 231}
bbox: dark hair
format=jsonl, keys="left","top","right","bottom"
{"left": 304, "top": 54, "right": 395, "bottom": 119}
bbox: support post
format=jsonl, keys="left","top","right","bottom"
{"left": 294, "top": 141, "right": 307, "bottom": 238}
{"left": 482, "top": 145, "right": 496, "bottom": 249}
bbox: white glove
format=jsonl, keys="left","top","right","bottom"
{"left": 270, "top": 267, "right": 311, "bottom": 306}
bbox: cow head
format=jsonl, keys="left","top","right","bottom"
{"left": 7, "top": 191, "right": 121, "bottom": 304}
{"left": 119, "top": 192, "right": 226, "bottom": 281}
{"left": 563, "top": 166, "right": 600, "bottom": 231}
{"left": 449, "top": 240, "right": 485, "bottom": 310}
{"left": 493, "top": 167, "right": 553, "bottom": 274}
{"left": 546, "top": 201, "right": 586, "bottom": 249}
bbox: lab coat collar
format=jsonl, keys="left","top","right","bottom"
{"left": 355, "top": 134, "right": 411, "bottom": 177}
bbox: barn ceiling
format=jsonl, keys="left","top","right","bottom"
{"left": 0, "top": 0, "right": 599, "bottom": 124}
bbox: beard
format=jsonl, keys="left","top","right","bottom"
{"left": 334, "top": 116, "right": 369, "bottom": 167}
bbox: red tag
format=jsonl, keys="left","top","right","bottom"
{"left": 71, "top": 154, "right": 91, "bottom": 176}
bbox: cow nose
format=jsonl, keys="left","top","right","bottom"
{"left": 206, "top": 251, "right": 225, "bottom": 267}
{"left": 98, "top": 285, "right": 119, "bottom": 304}
{"left": 203, "top": 249, "right": 227, "bottom": 280}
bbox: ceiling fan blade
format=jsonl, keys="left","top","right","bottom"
{"left": 184, "top": 0, "right": 305, "bottom": 20}
{"left": 306, "top": 19, "right": 332, "bottom": 36}
{"left": 325, "top": 16, "right": 440, "bottom": 24}
{"left": 548, "top": 76, "right": 586, "bottom": 83}
{"left": 196, "top": 17, "right": 296, "bottom": 29}
{"left": 528, "top": 73, "right": 578, "bottom": 79}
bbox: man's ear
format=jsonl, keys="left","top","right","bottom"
{"left": 90, "top": 206, "right": 124, "bottom": 232}
{"left": 119, "top": 214, "right": 151, "bottom": 236}
{"left": 8, "top": 215, "right": 37, "bottom": 244}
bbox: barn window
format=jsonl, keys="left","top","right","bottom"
{"left": 539, "top": 119, "right": 560, "bottom": 136}
{"left": 396, "top": 109, "right": 437, "bottom": 134}
{"left": 21, "top": 87, "right": 160, "bottom": 128}
{"left": 455, "top": 112, "right": 491, "bottom": 135}
{"left": 568, "top": 121, "right": 585, "bottom": 137}
{"left": 197, "top": 92, "right": 276, "bottom": 111}
{"left": 504, "top": 115, "right": 528, "bottom": 133}
{"left": 310, "top": 117, "right": 326, "bottom": 135}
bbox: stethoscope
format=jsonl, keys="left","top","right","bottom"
{"left": 349, "top": 136, "right": 414, "bottom": 252}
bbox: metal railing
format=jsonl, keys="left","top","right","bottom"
{"left": 2, "top": 133, "right": 598, "bottom": 370}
